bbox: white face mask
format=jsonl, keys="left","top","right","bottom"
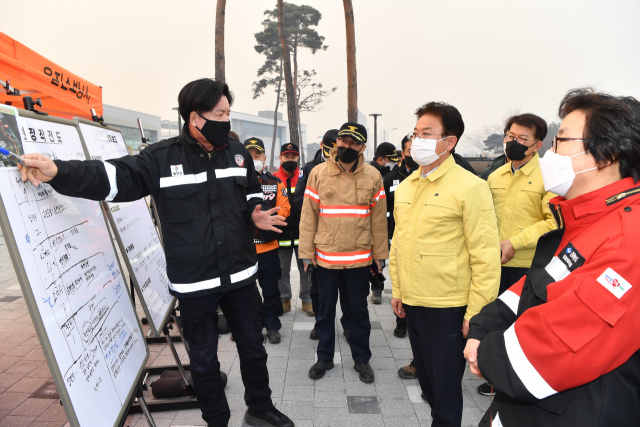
{"left": 254, "top": 159, "right": 264, "bottom": 172}
{"left": 538, "top": 150, "right": 597, "bottom": 197}
{"left": 410, "top": 137, "right": 448, "bottom": 166}
{"left": 386, "top": 160, "right": 397, "bottom": 169}
{"left": 503, "top": 142, "right": 507, "bottom": 156}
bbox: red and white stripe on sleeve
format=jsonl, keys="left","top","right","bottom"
{"left": 304, "top": 186, "right": 320, "bottom": 202}
{"left": 498, "top": 280, "right": 524, "bottom": 315}
{"left": 371, "top": 188, "right": 386, "bottom": 207}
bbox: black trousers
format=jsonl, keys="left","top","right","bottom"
{"left": 310, "top": 268, "right": 351, "bottom": 330}
{"left": 257, "top": 248, "right": 283, "bottom": 330}
{"left": 179, "top": 283, "right": 272, "bottom": 427}
{"left": 499, "top": 266, "right": 528, "bottom": 295}
{"left": 316, "top": 266, "right": 371, "bottom": 363}
{"left": 405, "top": 304, "right": 467, "bottom": 427}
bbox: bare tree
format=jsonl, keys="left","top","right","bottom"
{"left": 215, "top": 0, "right": 226, "bottom": 83}
{"left": 280, "top": 69, "right": 337, "bottom": 113}
{"left": 343, "top": 0, "right": 358, "bottom": 122}
{"left": 277, "top": 0, "right": 301, "bottom": 150}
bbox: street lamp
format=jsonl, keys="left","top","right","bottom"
{"left": 172, "top": 107, "right": 181, "bottom": 134}
{"left": 369, "top": 113, "right": 382, "bottom": 152}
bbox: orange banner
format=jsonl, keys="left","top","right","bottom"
{"left": 0, "top": 32, "right": 102, "bottom": 120}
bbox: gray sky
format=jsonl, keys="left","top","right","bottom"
{"left": 6, "top": 0, "right": 640, "bottom": 153}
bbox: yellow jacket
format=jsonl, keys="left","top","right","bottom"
{"left": 487, "top": 153, "right": 557, "bottom": 268}
{"left": 299, "top": 147, "right": 389, "bottom": 269}
{"left": 390, "top": 155, "right": 500, "bottom": 321}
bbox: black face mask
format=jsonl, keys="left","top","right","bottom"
{"left": 404, "top": 156, "right": 418, "bottom": 171}
{"left": 336, "top": 146, "right": 360, "bottom": 164}
{"left": 505, "top": 140, "right": 533, "bottom": 161}
{"left": 196, "top": 113, "right": 231, "bottom": 147}
{"left": 282, "top": 161, "right": 298, "bottom": 173}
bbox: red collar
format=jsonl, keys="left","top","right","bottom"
{"left": 550, "top": 177, "right": 640, "bottom": 229}
{"left": 275, "top": 165, "right": 299, "bottom": 185}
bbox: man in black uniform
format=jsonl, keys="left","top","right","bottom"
{"left": 18, "top": 79, "right": 294, "bottom": 427}
{"left": 294, "top": 129, "right": 351, "bottom": 341}
{"left": 370, "top": 142, "right": 400, "bottom": 178}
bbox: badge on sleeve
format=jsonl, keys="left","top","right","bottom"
{"left": 299, "top": 169, "right": 304, "bottom": 178}
{"left": 558, "top": 243, "right": 585, "bottom": 272}
{"left": 235, "top": 154, "right": 245, "bottom": 167}
{"left": 597, "top": 268, "right": 632, "bottom": 299}
{"left": 545, "top": 242, "right": 585, "bottom": 282}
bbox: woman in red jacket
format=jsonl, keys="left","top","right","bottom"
{"left": 465, "top": 88, "right": 640, "bottom": 427}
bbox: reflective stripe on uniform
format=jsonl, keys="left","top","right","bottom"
{"left": 316, "top": 249, "right": 372, "bottom": 265}
{"left": 278, "top": 239, "right": 300, "bottom": 247}
{"left": 374, "top": 188, "right": 386, "bottom": 201}
{"left": 319, "top": 205, "right": 370, "bottom": 218}
{"left": 386, "top": 211, "right": 390, "bottom": 217}
{"left": 504, "top": 324, "right": 558, "bottom": 400}
{"left": 498, "top": 290, "right": 520, "bottom": 314}
{"left": 304, "top": 186, "right": 320, "bottom": 202}
{"left": 169, "top": 262, "right": 258, "bottom": 293}
{"left": 246, "top": 193, "right": 264, "bottom": 200}
{"left": 160, "top": 172, "right": 207, "bottom": 188}
{"left": 215, "top": 167, "right": 246, "bottom": 179}
{"left": 390, "top": 184, "right": 399, "bottom": 192}
{"left": 103, "top": 161, "right": 118, "bottom": 201}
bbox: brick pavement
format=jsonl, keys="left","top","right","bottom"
{"left": 0, "top": 231, "right": 491, "bottom": 426}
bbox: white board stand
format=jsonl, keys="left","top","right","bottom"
{"left": 0, "top": 107, "right": 153, "bottom": 427}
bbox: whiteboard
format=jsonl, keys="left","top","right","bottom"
{"left": 0, "top": 108, "right": 148, "bottom": 427}
{"left": 76, "top": 119, "right": 174, "bottom": 336}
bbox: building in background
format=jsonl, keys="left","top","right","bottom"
{"left": 160, "top": 110, "right": 307, "bottom": 167}
{"left": 103, "top": 104, "right": 161, "bottom": 153}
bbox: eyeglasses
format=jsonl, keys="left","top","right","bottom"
{"left": 410, "top": 132, "right": 445, "bottom": 140}
{"left": 504, "top": 134, "right": 529, "bottom": 145}
{"left": 551, "top": 136, "right": 584, "bottom": 151}
{"left": 337, "top": 137, "right": 363, "bottom": 148}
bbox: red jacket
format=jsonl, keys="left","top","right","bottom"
{"left": 469, "top": 177, "right": 640, "bottom": 427}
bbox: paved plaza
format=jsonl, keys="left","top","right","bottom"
{"left": 0, "top": 230, "right": 490, "bottom": 427}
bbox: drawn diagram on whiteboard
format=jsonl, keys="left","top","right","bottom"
{"left": 7, "top": 172, "right": 143, "bottom": 403}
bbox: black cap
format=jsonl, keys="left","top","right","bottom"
{"left": 376, "top": 142, "right": 400, "bottom": 162}
{"left": 244, "top": 138, "right": 265, "bottom": 152}
{"left": 280, "top": 143, "right": 299, "bottom": 155}
{"left": 337, "top": 122, "right": 367, "bottom": 144}
{"left": 322, "top": 129, "right": 339, "bottom": 157}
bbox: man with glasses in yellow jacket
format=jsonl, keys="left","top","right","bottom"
{"left": 475, "top": 113, "right": 558, "bottom": 396}
{"left": 390, "top": 101, "right": 500, "bottom": 427}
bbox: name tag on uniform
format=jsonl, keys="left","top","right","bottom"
{"left": 171, "top": 165, "right": 184, "bottom": 176}
{"left": 597, "top": 268, "right": 632, "bottom": 299}
{"left": 545, "top": 242, "right": 585, "bottom": 282}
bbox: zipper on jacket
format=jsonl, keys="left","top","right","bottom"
{"left": 605, "top": 187, "right": 640, "bottom": 206}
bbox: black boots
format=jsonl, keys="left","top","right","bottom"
{"left": 309, "top": 360, "right": 334, "bottom": 379}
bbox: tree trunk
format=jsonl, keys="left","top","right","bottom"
{"left": 270, "top": 58, "right": 284, "bottom": 169}
{"left": 215, "top": 0, "right": 226, "bottom": 83}
{"left": 277, "top": 0, "right": 300, "bottom": 146}
{"left": 343, "top": 0, "right": 358, "bottom": 122}
{"left": 292, "top": 36, "right": 306, "bottom": 165}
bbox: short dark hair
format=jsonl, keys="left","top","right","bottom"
{"left": 178, "top": 78, "right": 234, "bottom": 123}
{"left": 415, "top": 102, "right": 465, "bottom": 143}
{"left": 400, "top": 135, "right": 411, "bottom": 152}
{"left": 504, "top": 113, "right": 548, "bottom": 141}
{"left": 559, "top": 88, "right": 640, "bottom": 182}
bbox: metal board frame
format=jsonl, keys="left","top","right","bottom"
{"left": 0, "top": 109, "right": 149, "bottom": 427}
{"left": 72, "top": 117, "right": 175, "bottom": 337}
